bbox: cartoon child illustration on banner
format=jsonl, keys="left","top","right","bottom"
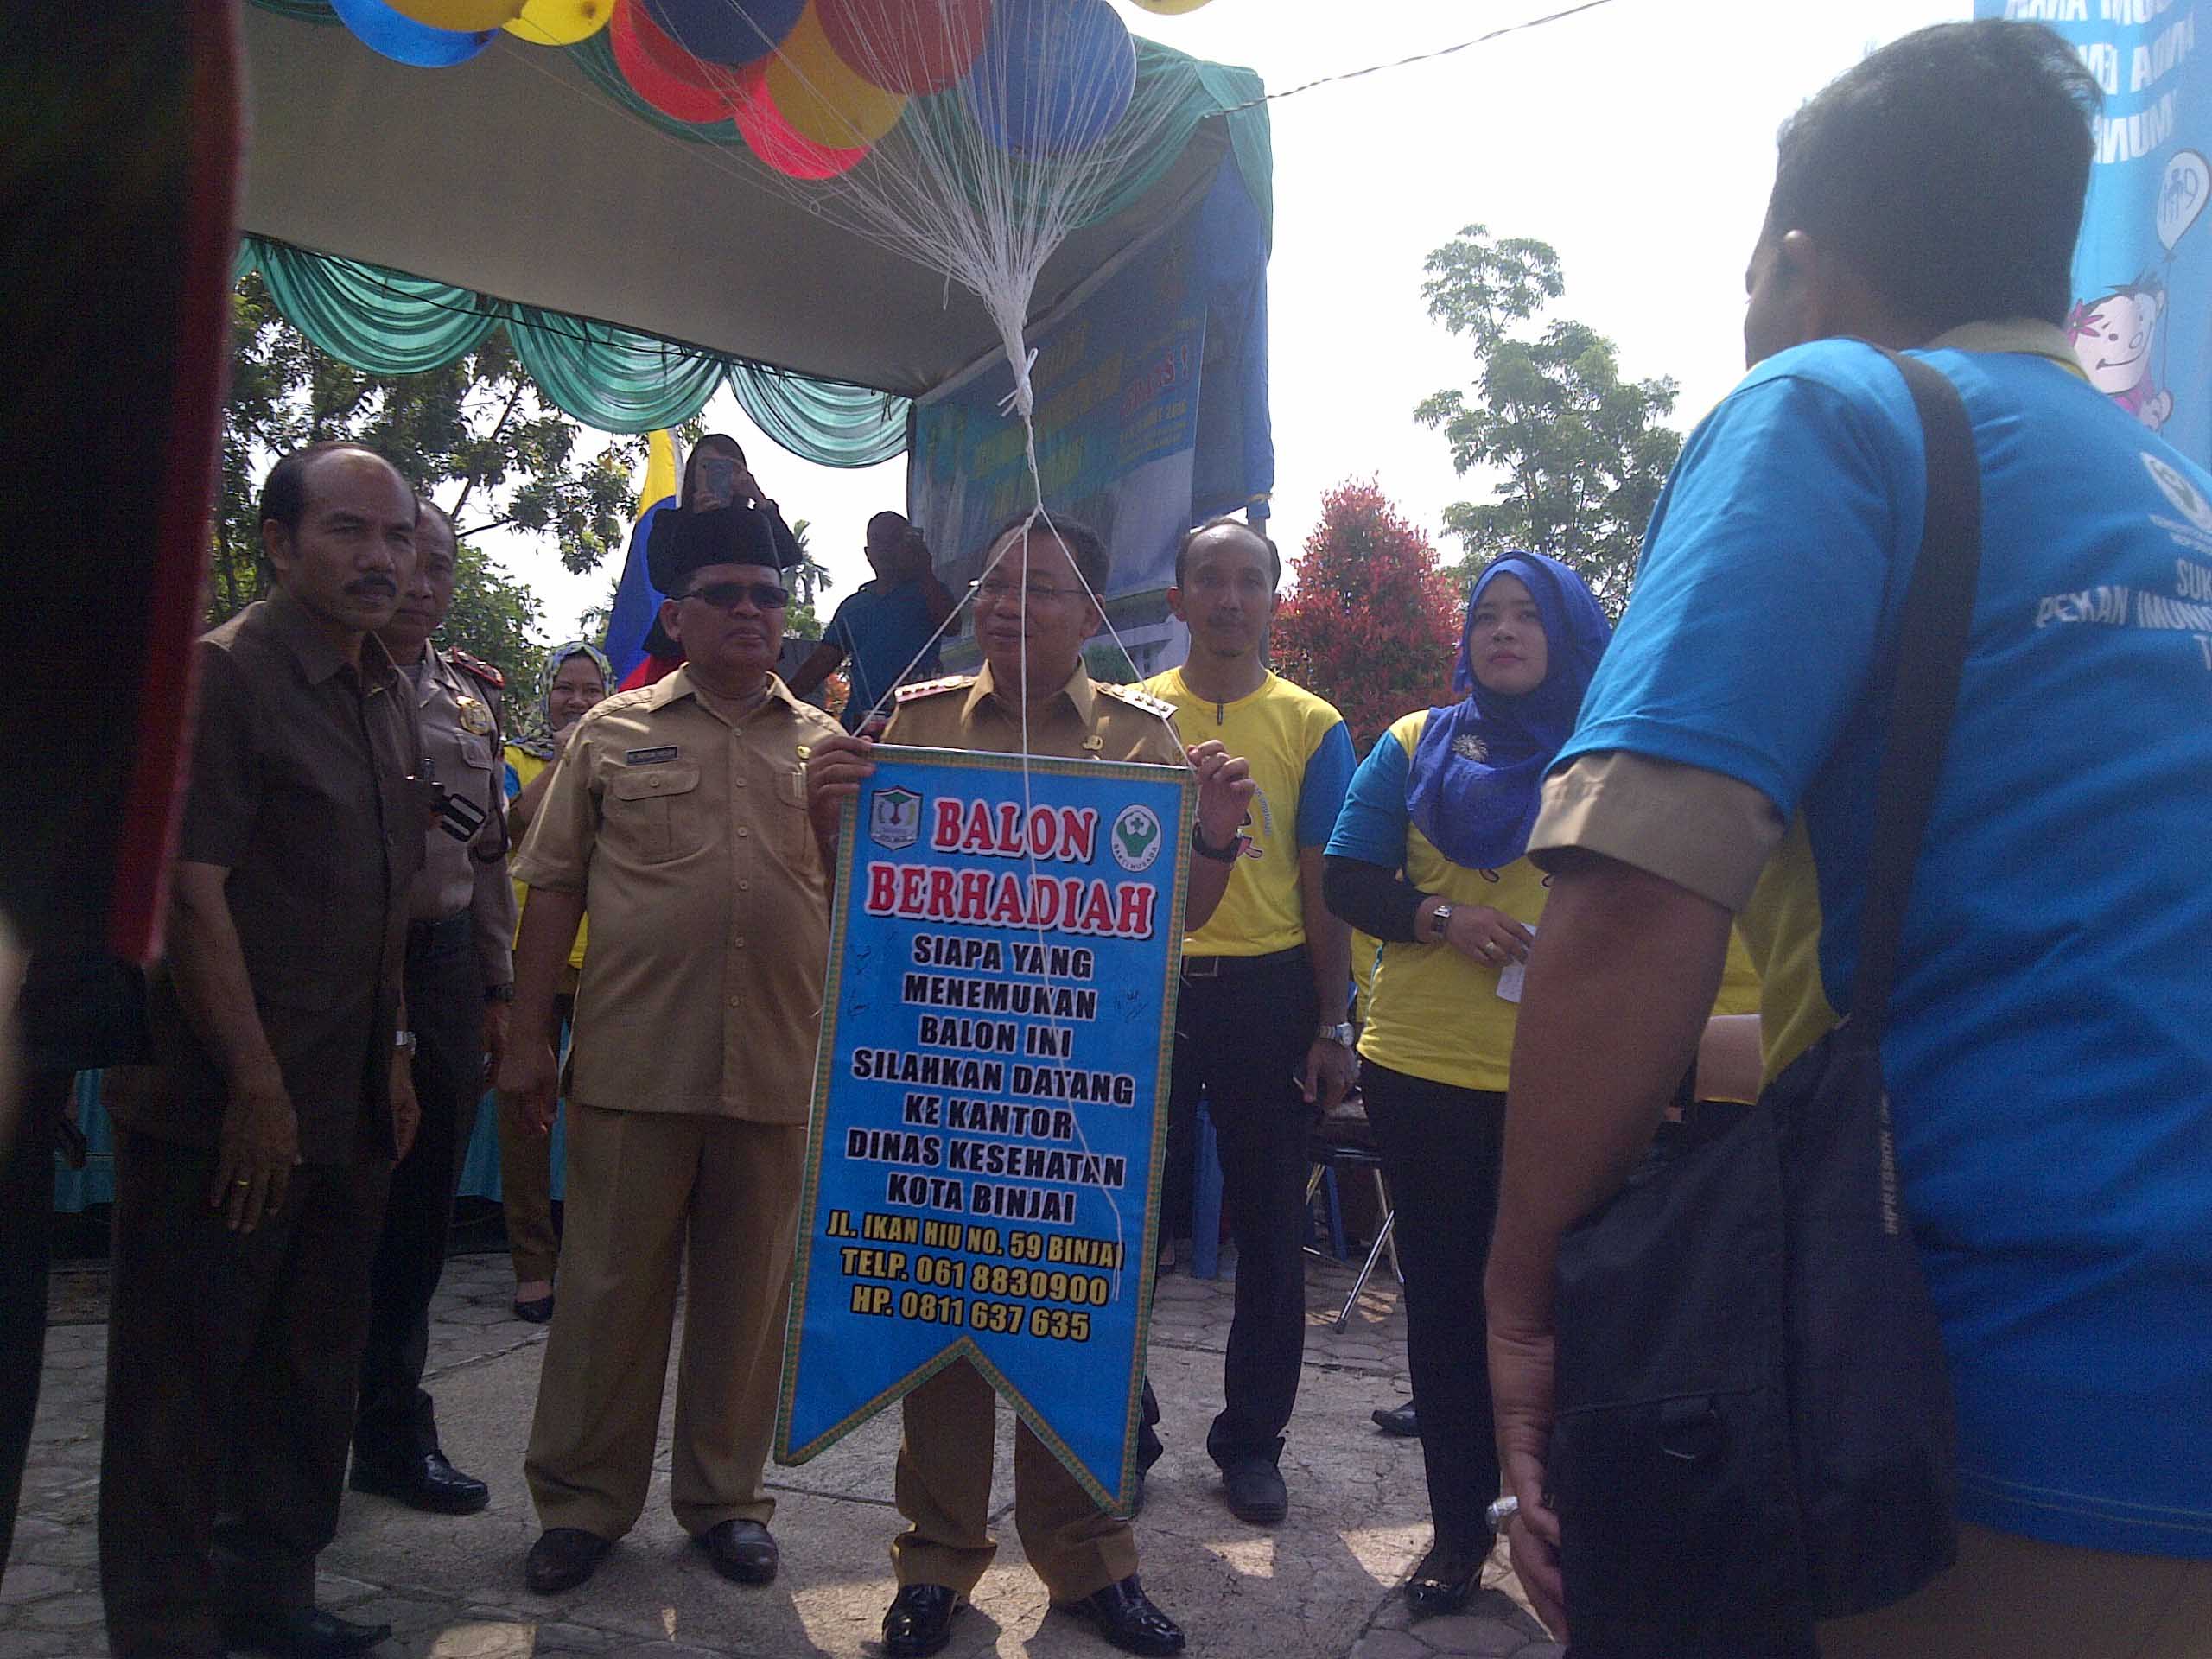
{"left": 2068, "top": 149, "right": 2209, "bottom": 433}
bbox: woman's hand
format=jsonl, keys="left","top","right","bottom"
{"left": 1440, "top": 902, "right": 1534, "bottom": 968}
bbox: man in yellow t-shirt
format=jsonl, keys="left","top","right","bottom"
{"left": 1141, "top": 518, "right": 1357, "bottom": 1527}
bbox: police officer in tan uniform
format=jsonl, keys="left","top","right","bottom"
{"left": 499, "top": 504, "right": 840, "bottom": 1599}
{"left": 352, "top": 499, "right": 516, "bottom": 1516}
{"left": 807, "top": 513, "right": 1255, "bottom": 1659}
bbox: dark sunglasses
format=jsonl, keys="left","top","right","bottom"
{"left": 683, "top": 581, "right": 788, "bottom": 612}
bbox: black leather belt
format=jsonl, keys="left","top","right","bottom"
{"left": 1180, "top": 944, "right": 1306, "bottom": 980}
{"left": 406, "top": 910, "right": 472, "bottom": 949}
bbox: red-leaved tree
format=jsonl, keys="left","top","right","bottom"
{"left": 1273, "top": 478, "right": 1464, "bottom": 753}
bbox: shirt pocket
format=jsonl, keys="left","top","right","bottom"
{"left": 607, "top": 761, "right": 705, "bottom": 864}
{"left": 775, "top": 763, "right": 814, "bottom": 864}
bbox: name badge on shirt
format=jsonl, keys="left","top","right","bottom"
{"left": 626, "top": 746, "right": 680, "bottom": 765}
{"left": 455, "top": 696, "right": 495, "bottom": 735}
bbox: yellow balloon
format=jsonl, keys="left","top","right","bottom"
{"left": 1128, "top": 0, "right": 1214, "bottom": 12}
{"left": 382, "top": 0, "right": 526, "bottom": 29}
{"left": 503, "top": 0, "right": 612, "bottom": 45}
{"left": 766, "top": 4, "right": 906, "bottom": 149}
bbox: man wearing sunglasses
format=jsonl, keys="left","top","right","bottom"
{"left": 498, "top": 505, "right": 840, "bottom": 1600}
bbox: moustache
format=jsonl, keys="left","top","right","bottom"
{"left": 346, "top": 577, "right": 397, "bottom": 600}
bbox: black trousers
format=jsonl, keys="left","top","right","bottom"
{"left": 1162, "top": 950, "right": 1318, "bottom": 1469}
{"left": 1359, "top": 1060, "right": 1506, "bottom": 1546}
{"left": 99, "top": 1129, "right": 390, "bottom": 1658}
{"left": 354, "top": 912, "right": 481, "bottom": 1468}
{"left": 0, "top": 1072, "right": 67, "bottom": 1569}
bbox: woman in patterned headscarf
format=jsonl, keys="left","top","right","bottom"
{"left": 497, "top": 639, "right": 611, "bottom": 1321}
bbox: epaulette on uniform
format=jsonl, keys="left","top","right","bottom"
{"left": 1098, "top": 681, "right": 1176, "bottom": 721}
{"left": 449, "top": 648, "right": 505, "bottom": 692}
{"left": 896, "top": 674, "right": 976, "bottom": 703}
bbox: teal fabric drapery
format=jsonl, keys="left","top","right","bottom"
{"left": 232, "top": 236, "right": 911, "bottom": 463}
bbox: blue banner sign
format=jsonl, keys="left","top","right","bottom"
{"left": 1986, "top": 1, "right": 2212, "bottom": 464}
{"left": 777, "top": 747, "right": 1192, "bottom": 1511}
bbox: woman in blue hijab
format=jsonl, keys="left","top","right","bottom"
{"left": 1323, "top": 551, "right": 1611, "bottom": 1615}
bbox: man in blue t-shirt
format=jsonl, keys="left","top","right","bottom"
{"left": 787, "top": 511, "right": 952, "bottom": 731}
{"left": 1484, "top": 22, "right": 2212, "bottom": 1656}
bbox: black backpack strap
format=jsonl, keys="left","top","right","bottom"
{"left": 1850, "top": 349, "right": 1984, "bottom": 1038}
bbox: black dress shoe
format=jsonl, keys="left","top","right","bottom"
{"left": 696, "top": 1517, "right": 779, "bottom": 1584}
{"left": 882, "top": 1582, "right": 962, "bottom": 1658}
{"left": 349, "top": 1451, "right": 490, "bottom": 1516}
{"left": 217, "top": 1603, "right": 391, "bottom": 1656}
{"left": 1220, "top": 1456, "right": 1288, "bottom": 1524}
{"left": 524, "top": 1526, "right": 613, "bottom": 1594}
{"left": 1405, "top": 1533, "right": 1491, "bottom": 1618}
{"left": 1054, "top": 1575, "right": 1185, "bottom": 1656}
{"left": 512, "top": 1293, "right": 554, "bottom": 1324}
{"left": 1371, "top": 1400, "right": 1419, "bottom": 1439}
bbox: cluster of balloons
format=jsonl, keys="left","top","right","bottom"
{"left": 331, "top": 0, "right": 1215, "bottom": 178}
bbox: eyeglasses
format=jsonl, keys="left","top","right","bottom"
{"left": 683, "top": 581, "right": 788, "bottom": 611}
{"left": 974, "top": 576, "right": 1087, "bottom": 605}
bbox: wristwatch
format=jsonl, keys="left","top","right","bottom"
{"left": 1485, "top": 1494, "right": 1520, "bottom": 1530}
{"left": 395, "top": 1030, "right": 418, "bottom": 1058}
{"left": 1427, "top": 901, "right": 1457, "bottom": 943}
{"left": 483, "top": 982, "right": 516, "bottom": 1005}
{"left": 1190, "top": 821, "right": 1239, "bottom": 863}
{"left": 1317, "top": 1022, "right": 1355, "bottom": 1048}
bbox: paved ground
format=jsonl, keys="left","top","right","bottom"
{"left": 3, "top": 1245, "right": 1557, "bottom": 1659}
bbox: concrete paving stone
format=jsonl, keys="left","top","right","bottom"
{"left": 0, "top": 1628, "right": 93, "bottom": 1657}
{"left": 0, "top": 1564, "right": 70, "bottom": 1601}
{"left": 315, "top": 1572, "right": 386, "bottom": 1609}
{"left": 1346, "top": 1630, "right": 1431, "bottom": 1659}
{"left": 10, "top": 1525, "right": 98, "bottom": 1568}
{"left": 413, "top": 1620, "right": 539, "bottom": 1657}
{"left": 13, "top": 1592, "right": 104, "bottom": 1630}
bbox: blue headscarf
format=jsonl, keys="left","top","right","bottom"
{"left": 1404, "top": 551, "right": 1613, "bottom": 871}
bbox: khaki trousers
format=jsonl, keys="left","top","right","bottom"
{"left": 892, "top": 1357, "right": 1138, "bottom": 1602}
{"left": 1820, "top": 1522, "right": 2212, "bottom": 1658}
{"left": 524, "top": 1102, "right": 804, "bottom": 1539}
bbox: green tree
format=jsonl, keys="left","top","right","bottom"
{"left": 785, "top": 517, "right": 832, "bottom": 639}
{"left": 1273, "top": 479, "right": 1462, "bottom": 754}
{"left": 213, "top": 274, "right": 643, "bottom": 680}
{"left": 1414, "top": 224, "right": 1681, "bottom": 615}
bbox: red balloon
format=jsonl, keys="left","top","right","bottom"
{"left": 730, "top": 64, "right": 869, "bottom": 180}
{"left": 818, "top": 0, "right": 992, "bottom": 95}
{"left": 611, "top": 0, "right": 739, "bottom": 121}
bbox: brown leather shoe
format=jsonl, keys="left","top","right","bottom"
{"left": 696, "top": 1517, "right": 778, "bottom": 1584}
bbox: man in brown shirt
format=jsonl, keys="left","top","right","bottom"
{"left": 499, "top": 504, "right": 839, "bottom": 1598}
{"left": 100, "top": 442, "right": 426, "bottom": 1659}
{"left": 350, "top": 499, "right": 516, "bottom": 1517}
{"left": 806, "top": 514, "right": 1254, "bottom": 1659}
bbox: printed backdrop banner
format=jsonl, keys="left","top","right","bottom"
{"left": 776, "top": 747, "right": 1192, "bottom": 1510}
{"left": 1986, "top": 1, "right": 2212, "bottom": 463}
{"left": 910, "top": 215, "right": 1211, "bottom": 607}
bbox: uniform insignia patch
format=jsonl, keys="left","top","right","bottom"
{"left": 1099, "top": 683, "right": 1174, "bottom": 719}
{"left": 455, "top": 696, "right": 496, "bottom": 735}
{"left": 625, "top": 746, "right": 680, "bottom": 765}
{"left": 449, "top": 648, "right": 505, "bottom": 690}
{"left": 895, "top": 674, "right": 976, "bottom": 702}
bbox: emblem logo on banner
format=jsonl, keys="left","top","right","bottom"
{"left": 869, "top": 785, "right": 924, "bottom": 850}
{"left": 776, "top": 747, "right": 1193, "bottom": 1512}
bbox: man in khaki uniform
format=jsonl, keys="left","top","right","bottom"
{"left": 807, "top": 513, "right": 1254, "bottom": 1659}
{"left": 499, "top": 505, "right": 839, "bottom": 1598}
{"left": 352, "top": 499, "right": 515, "bottom": 1516}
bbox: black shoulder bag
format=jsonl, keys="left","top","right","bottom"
{"left": 1545, "top": 351, "right": 1973, "bottom": 1656}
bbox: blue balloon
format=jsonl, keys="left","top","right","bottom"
{"left": 331, "top": 0, "right": 495, "bottom": 66}
{"left": 963, "top": 0, "right": 1135, "bottom": 158}
{"left": 639, "top": 0, "right": 804, "bottom": 66}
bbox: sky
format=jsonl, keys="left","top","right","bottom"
{"left": 501, "top": 0, "right": 1965, "bottom": 643}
